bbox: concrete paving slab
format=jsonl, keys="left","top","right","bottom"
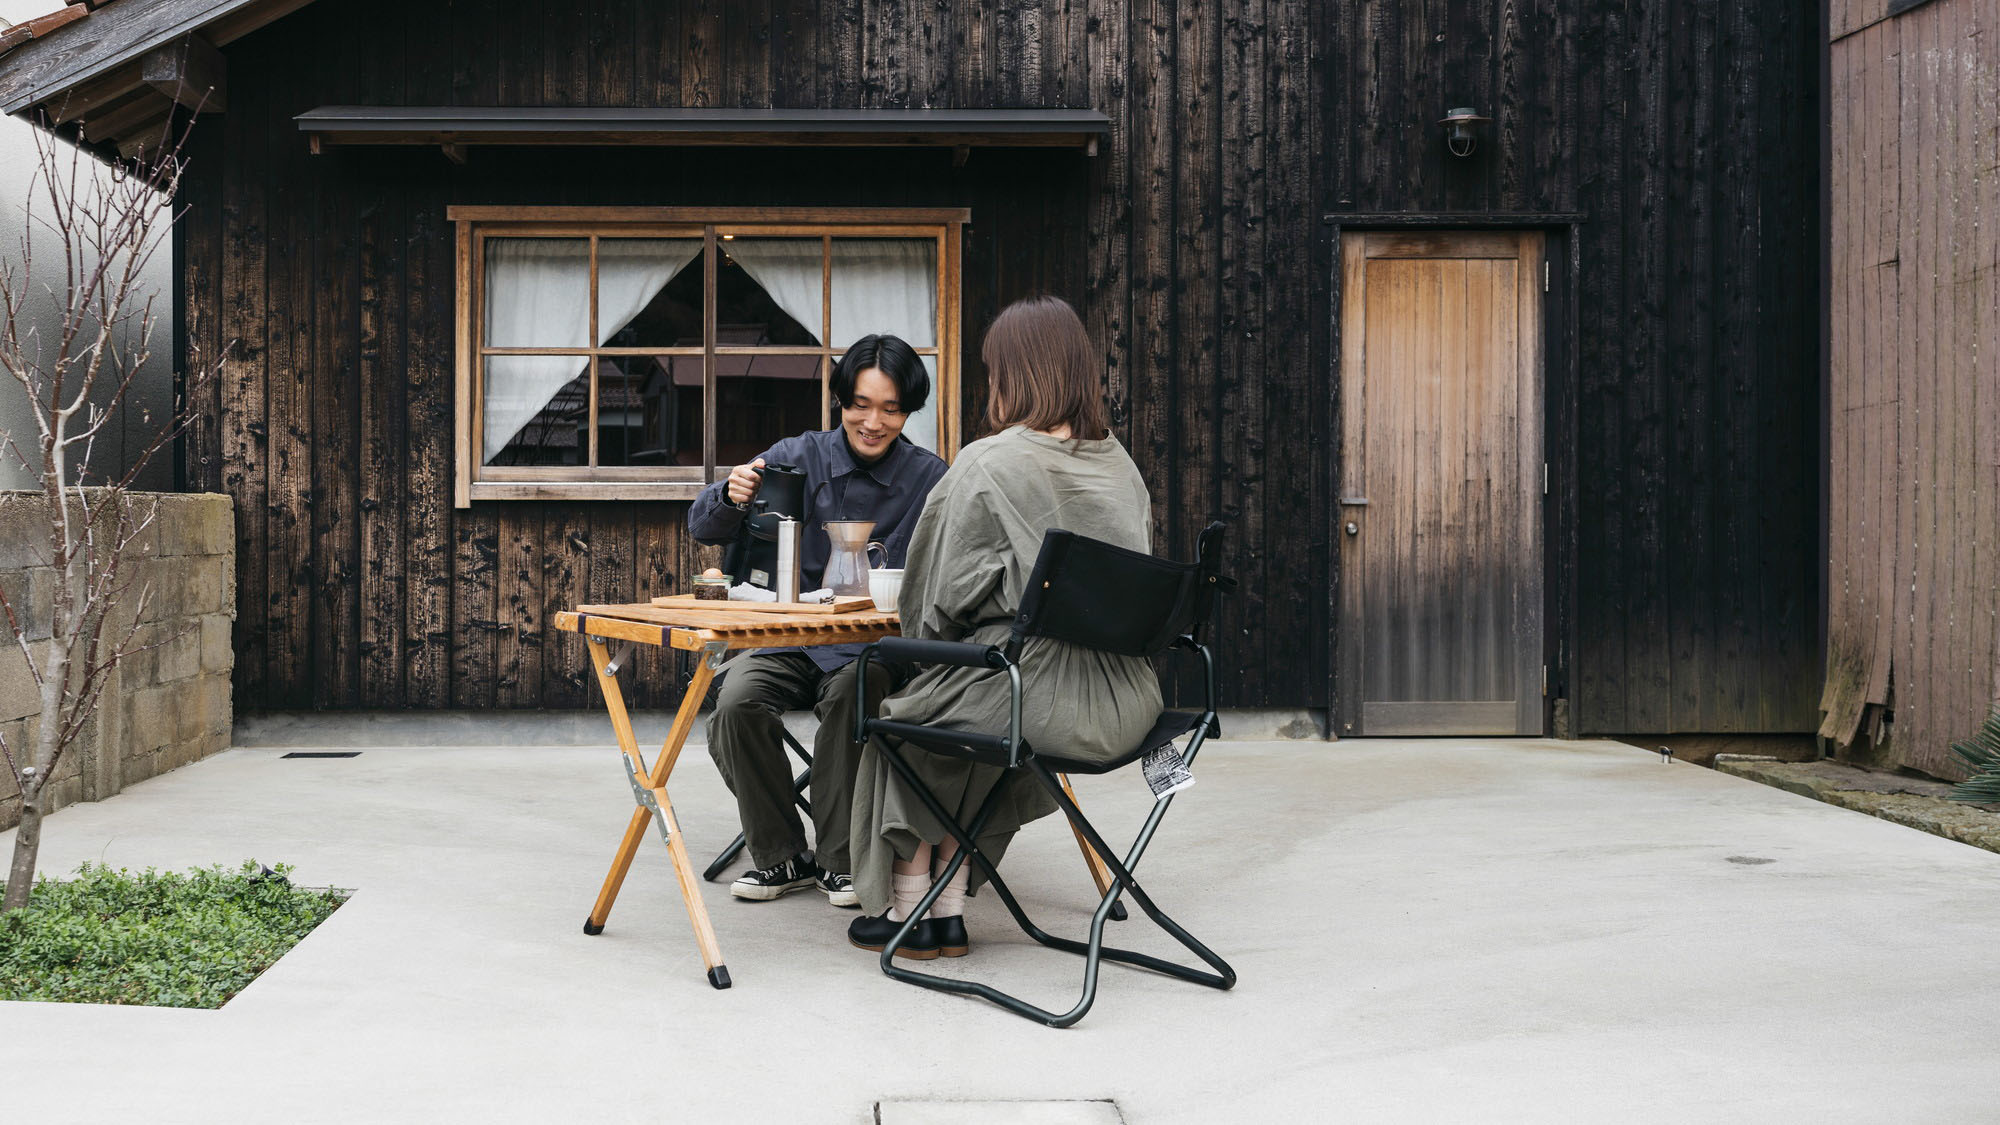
{"left": 4, "top": 736, "right": 2000, "bottom": 1123}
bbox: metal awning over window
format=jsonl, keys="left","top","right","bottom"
{"left": 296, "top": 106, "right": 1110, "bottom": 158}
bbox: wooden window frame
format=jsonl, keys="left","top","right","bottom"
{"left": 449, "top": 206, "right": 968, "bottom": 506}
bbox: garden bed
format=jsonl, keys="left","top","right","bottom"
{"left": 0, "top": 862, "right": 347, "bottom": 1007}
{"left": 1714, "top": 757, "right": 2000, "bottom": 855}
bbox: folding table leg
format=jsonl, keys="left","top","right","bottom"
{"left": 1057, "top": 773, "right": 1128, "bottom": 922}
{"left": 581, "top": 639, "right": 732, "bottom": 989}
{"left": 650, "top": 781, "right": 729, "bottom": 988}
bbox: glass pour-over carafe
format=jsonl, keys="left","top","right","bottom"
{"left": 821, "top": 521, "right": 886, "bottom": 597}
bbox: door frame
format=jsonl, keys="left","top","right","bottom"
{"left": 1323, "top": 213, "right": 1583, "bottom": 739}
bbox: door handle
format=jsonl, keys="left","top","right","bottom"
{"left": 1345, "top": 521, "right": 1360, "bottom": 537}
{"left": 1339, "top": 497, "right": 1369, "bottom": 507}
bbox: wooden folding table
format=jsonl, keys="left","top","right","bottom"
{"left": 557, "top": 599, "right": 1129, "bottom": 990}
{"left": 556, "top": 601, "right": 899, "bottom": 989}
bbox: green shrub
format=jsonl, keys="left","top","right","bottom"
{"left": 1948, "top": 707, "right": 2000, "bottom": 805}
{"left": 0, "top": 862, "right": 347, "bottom": 1008}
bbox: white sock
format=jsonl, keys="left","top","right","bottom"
{"left": 930, "top": 855, "right": 970, "bottom": 919}
{"left": 887, "top": 870, "right": 930, "bottom": 923}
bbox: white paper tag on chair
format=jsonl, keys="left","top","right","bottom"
{"left": 1142, "top": 743, "right": 1196, "bottom": 800}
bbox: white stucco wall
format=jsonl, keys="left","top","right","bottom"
{"left": 0, "top": 3, "right": 175, "bottom": 492}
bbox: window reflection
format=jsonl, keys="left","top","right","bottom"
{"left": 716, "top": 340, "right": 821, "bottom": 467}
{"left": 600, "top": 355, "right": 701, "bottom": 467}
{"left": 487, "top": 366, "right": 587, "bottom": 465}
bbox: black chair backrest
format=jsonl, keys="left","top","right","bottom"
{"left": 1011, "top": 522, "right": 1227, "bottom": 658}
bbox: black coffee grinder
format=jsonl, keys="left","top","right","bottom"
{"left": 723, "top": 462, "right": 808, "bottom": 591}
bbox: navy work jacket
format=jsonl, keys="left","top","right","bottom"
{"left": 688, "top": 428, "right": 949, "bottom": 671}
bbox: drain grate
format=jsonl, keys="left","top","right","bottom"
{"left": 876, "top": 1102, "right": 1124, "bottom": 1125}
{"left": 280, "top": 751, "right": 362, "bottom": 759}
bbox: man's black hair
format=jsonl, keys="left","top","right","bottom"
{"left": 831, "top": 334, "right": 929, "bottom": 415}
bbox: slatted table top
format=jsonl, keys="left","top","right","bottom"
{"left": 555, "top": 602, "right": 901, "bottom": 652}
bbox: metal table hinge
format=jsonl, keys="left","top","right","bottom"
{"left": 622, "top": 755, "right": 672, "bottom": 847}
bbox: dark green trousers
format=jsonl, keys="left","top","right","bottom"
{"left": 706, "top": 651, "right": 890, "bottom": 873}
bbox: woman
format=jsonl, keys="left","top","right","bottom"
{"left": 846, "top": 296, "right": 1162, "bottom": 959}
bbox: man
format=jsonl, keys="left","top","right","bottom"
{"left": 688, "top": 334, "right": 948, "bottom": 907}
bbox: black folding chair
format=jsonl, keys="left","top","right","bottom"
{"left": 701, "top": 723, "right": 814, "bottom": 882}
{"left": 850, "top": 521, "right": 1238, "bottom": 1027}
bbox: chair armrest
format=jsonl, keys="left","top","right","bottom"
{"left": 877, "top": 636, "right": 1012, "bottom": 670}
{"left": 863, "top": 719, "right": 1016, "bottom": 766}
{"left": 853, "top": 640, "right": 1025, "bottom": 766}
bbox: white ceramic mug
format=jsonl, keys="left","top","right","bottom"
{"left": 867, "top": 568, "right": 904, "bottom": 613}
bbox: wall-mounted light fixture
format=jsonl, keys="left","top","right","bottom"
{"left": 1439, "top": 107, "right": 1490, "bottom": 158}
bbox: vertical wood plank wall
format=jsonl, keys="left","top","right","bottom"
{"left": 176, "top": 0, "right": 1818, "bottom": 729}
{"left": 179, "top": 0, "right": 1323, "bottom": 712}
{"left": 1824, "top": 0, "right": 2000, "bottom": 777}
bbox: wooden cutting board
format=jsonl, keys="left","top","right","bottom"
{"left": 650, "top": 594, "right": 876, "bottom": 614}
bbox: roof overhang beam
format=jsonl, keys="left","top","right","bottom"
{"left": 296, "top": 106, "right": 1109, "bottom": 159}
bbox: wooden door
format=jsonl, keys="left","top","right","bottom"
{"left": 1338, "top": 231, "right": 1544, "bottom": 736}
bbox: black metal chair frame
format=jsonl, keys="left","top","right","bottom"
{"left": 850, "top": 522, "right": 1238, "bottom": 1027}
{"left": 703, "top": 702, "right": 1128, "bottom": 925}
{"left": 702, "top": 727, "right": 814, "bottom": 882}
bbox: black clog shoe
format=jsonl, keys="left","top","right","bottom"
{"left": 847, "top": 913, "right": 941, "bottom": 960}
{"left": 931, "top": 915, "right": 970, "bottom": 958}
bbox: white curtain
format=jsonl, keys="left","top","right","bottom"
{"left": 727, "top": 237, "right": 941, "bottom": 451}
{"left": 720, "top": 239, "right": 825, "bottom": 343}
{"left": 830, "top": 239, "right": 936, "bottom": 349}
{"left": 483, "top": 238, "right": 701, "bottom": 461}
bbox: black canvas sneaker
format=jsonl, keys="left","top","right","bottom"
{"left": 729, "top": 854, "right": 818, "bottom": 901}
{"left": 816, "top": 869, "right": 859, "bottom": 908}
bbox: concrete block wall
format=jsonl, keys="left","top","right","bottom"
{"left": 0, "top": 491, "right": 234, "bottom": 830}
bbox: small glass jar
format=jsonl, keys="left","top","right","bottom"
{"left": 692, "top": 575, "right": 731, "bottom": 601}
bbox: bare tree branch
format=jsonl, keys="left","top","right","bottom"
{"left": 2, "top": 111, "right": 227, "bottom": 913}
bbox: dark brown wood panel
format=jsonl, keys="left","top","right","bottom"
{"left": 403, "top": 6, "right": 458, "bottom": 707}
{"left": 1216, "top": 0, "right": 1269, "bottom": 711}
{"left": 177, "top": 104, "right": 224, "bottom": 495}
{"left": 215, "top": 45, "right": 268, "bottom": 711}
{"left": 1563, "top": 0, "right": 1819, "bottom": 735}
{"left": 543, "top": 504, "right": 592, "bottom": 707}
{"left": 357, "top": 189, "right": 407, "bottom": 707}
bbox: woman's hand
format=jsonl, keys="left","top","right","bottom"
{"left": 726, "top": 458, "right": 766, "bottom": 505}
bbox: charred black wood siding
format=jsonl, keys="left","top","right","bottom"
{"left": 180, "top": 0, "right": 1815, "bottom": 730}
{"left": 1321, "top": 0, "right": 1820, "bottom": 733}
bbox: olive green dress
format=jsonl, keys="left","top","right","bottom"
{"left": 851, "top": 425, "right": 1163, "bottom": 915}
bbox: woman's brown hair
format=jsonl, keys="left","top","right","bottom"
{"left": 981, "top": 296, "right": 1111, "bottom": 441}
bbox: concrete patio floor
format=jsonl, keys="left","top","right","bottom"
{"left": 5, "top": 733, "right": 2000, "bottom": 1123}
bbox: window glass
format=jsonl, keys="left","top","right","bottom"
{"left": 485, "top": 364, "right": 586, "bottom": 465}
{"left": 597, "top": 355, "right": 700, "bottom": 467}
{"left": 904, "top": 355, "right": 939, "bottom": 452}
{"left": 484, "top": 238, "right": 588, "bottom": 347}
{"left": 716, "top": 350, "right": 821, "bottom": 466}
{"left": 600, "top": 239, "right": 704, "bottom": 348}
{"left": 704, "top": 247, "right": 822, "bottom": 462}
{"left": 829, "top": 239, "right": 937, "bottom": 349}
{"left": 460, "top": 217, "right": 955, "bottom": 496}
{"left": 718, "top": 239, "right": 824, "bottom": 344}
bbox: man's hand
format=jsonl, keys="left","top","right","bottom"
{"left": 725, "top": 458, "right": 766, "bottom": 505}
